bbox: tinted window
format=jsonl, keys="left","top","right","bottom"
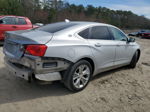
{"left": 78, "top": 28, "right": 90, "bottom": 39}
{"left": 37, "top": 22, "right": 77, "bottom": 33}
{"left": 109, "top": 27, "right": 127, "bottom": 41}
{"left": 89, "top": 26, "right": 111, "bottom": 40}
{"left": 17, "top": 18, "right": 27, "bottom": 25}
{"left": 2, "top": 17, "right": 16, "bottom": 25}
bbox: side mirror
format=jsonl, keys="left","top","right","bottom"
{"left": 0, "top": 20, "right": 3, "bottom": 24}
{"left": 127, "top": 37, "right": 135, "bottom": 43}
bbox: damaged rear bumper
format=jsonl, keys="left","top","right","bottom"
{"left": 4, "top": 55, "right": 71, "bottom": 82}
{"left": 5, "top": 59, "right": 32, "bottom": 81}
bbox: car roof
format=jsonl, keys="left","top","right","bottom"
{"left": 54, "top": 21, "right": 114, "bottom": 30}
{"left": 56, "top": 21, "right": 120, "bottom": 35}
{"left": 37, "top": 21, "right": 114, "bottom": 34}
{"left": 60, "top": 21, "right": 114, "bottom": 30}
{"left": 0, "top": 15, "right": 26, "bottom": 18}
{"left": 45, "top": 21, "right": 111, "bottom": 26}
{"left": 66, "top": 21, "right": 112, "bottom": 27}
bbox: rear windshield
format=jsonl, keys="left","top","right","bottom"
{"left": 37, "top": 22, "right": 77, "bottom": 33}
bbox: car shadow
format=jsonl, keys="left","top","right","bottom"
{"left": 0, "top": 67, "right": 72, "bottom": 105}
{"left": 0, "top": 66, "right": 129, "bottom": 105}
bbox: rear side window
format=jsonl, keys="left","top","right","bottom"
{"left": 89, "top": 26, "right": 111, "bottom": 40}
{"left": 37, "top": 22, "right": 77, "bottom": 33}
{"left": 78, "top": 28, "right": 90, "bottom": 39}
{"left": 17, "top": 18, "right": 27, "bottom": 25}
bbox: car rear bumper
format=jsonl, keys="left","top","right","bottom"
{"left": 4, "top": 58, "right": 32, "bottom": 81}
{"left": 4, "top": 55, "right": 71, "bottom": 82}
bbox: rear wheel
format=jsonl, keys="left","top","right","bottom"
{"left": 63, "top": 60, "right": 92, "bottom": 92}
{"left": 129, "top": 51, "right": 139, "bottom": 68}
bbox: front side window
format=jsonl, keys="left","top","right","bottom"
{"left": 89, "top": 26, "right": 111, "bottom": 40}
{"left": 1, "top": 17, "right": 16, "bottom": 25}
{"left": 109, "top": 27, "right": 127, "bottom": 41}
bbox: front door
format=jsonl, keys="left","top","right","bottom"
{"left": 15, "top": 17, "right": 32, "bottom": 30}
{"left": 0, "top": 17, "right": 17, "bottom": 40}
{"left": 108, "top": 27, "right": 134, "bottom": 65}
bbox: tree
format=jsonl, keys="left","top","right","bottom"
{"left": 0, "top": 0, "right": 150, "bottom": 29}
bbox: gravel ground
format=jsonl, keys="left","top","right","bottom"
{"left": 0, "top": 38, "right": 150, "bottom": 112}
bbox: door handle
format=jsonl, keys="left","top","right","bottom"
{"left": 12, "top": 26, "right": 17, "bottom": 28}
{"left": 95, "top": 43, "right": 101, "bottom": 47}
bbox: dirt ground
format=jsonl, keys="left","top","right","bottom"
{"left": 0, "top": 37, "right": 150, "bottom": 112}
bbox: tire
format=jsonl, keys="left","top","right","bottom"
{"left": 129, "top": 51, "right": 138, "bottom": 68}
{"left": 63, "top": 60, "right": 92, "bottom": 92}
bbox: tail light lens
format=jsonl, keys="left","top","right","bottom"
{"left": 25, "top": 45, "right": 47, "bottom": 56}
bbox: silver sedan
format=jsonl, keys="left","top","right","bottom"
{"left": 3, "top": 21, "right": 140, "bottom": 92}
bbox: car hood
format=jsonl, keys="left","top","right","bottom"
{"left": 5, "top": 30, "right": 53, "bottom": 45}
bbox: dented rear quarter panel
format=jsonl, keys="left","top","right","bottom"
{"left": 45, "top": 32, "right": 95, "bottom": 64}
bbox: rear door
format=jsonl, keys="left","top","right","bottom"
{"left": 15, "top": 17, "right": 32, "bottom": 30}
{"left": 81, "top": 26, "right": 116, "bottom": 72}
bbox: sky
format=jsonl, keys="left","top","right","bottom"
{"left": 66, "top": 0, "right": 150, "bottom": 19}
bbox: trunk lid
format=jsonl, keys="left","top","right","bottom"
{"left": 5, "top": 30, "right": 53, "bottom": 44}
{"left": 3, "top": 30, "right": 53, "bottom": 59}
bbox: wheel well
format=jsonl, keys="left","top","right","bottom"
{"left": 79, "top": 58, "right": 95, "bottom": 74}
{"left": 137, "top": 49, "right": 141, "bottom": 61}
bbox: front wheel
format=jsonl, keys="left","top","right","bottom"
{"left": 129, "top": 51, "right": 139, "bottom": 68}
{"left": 63, "top": 60, "right": 92, "bottom": 92}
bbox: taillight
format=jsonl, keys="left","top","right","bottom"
{"left": 25, "top": 45, "right": 47, "bottom": 56}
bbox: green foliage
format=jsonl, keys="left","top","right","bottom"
{"left": 0, "top": 0, "right": 23, "bottom": 15}
{"left": 0, "top": 0, "right": 150, "bottom": 29}
{"left": 85, "top": 5, "right": 96, "bottom": 16}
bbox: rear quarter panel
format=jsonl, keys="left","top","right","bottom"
{"left": 45, "top": 33, "right": 95, "bottom": 63}
{"left": 15, "top": 17, "right": 33, "bottom": 30}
